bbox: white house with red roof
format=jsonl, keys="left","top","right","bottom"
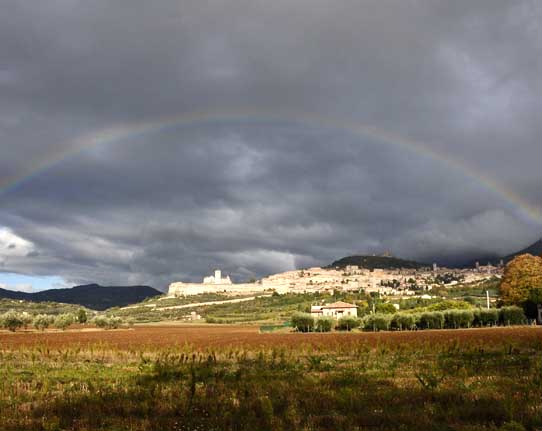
{"left": 310, "top": 301, "right": 358, "bottom": 319}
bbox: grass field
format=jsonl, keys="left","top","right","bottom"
{"left": 1, "top": 326, "right": 541, "bottom": 430}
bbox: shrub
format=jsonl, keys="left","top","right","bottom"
{"left": 444, "top": 310, "right": 459, "bottom": 329}
{"left": 315, "top": 317, "right": 333, "bottom": 332}
{"left": 362, "top": 314, "right": 390, "bottom": 332}
{"left": 519, "top": 287, "right": 542, "bottom": 320}
{"left": 336, "top": 316, "right": 361, "bottom": 331}
{"left": 33, "top": 314, "right": 54, "bottom": 331}
{"left": 419, "top": 312, "right": 444, "bottom": 330}
{"left": 94, "top": 315, "right": 108, "bottom": 328}
{"left": 390, "top": 313, "right": 415, "bottom": 331}
{"left": 428, "top": 300, "right": 472, "bottom": 311}
{"left": 478, "top": 308, "right": 499, "bottom": 326}
{"left": 499, "top": 306, "right": 526, "bottom": 326}
{"left": 20, "top": 313, "right": 33, "bottom": 329}
{"left": 54, "top": 313, "right": 75, "bottom": 331}
{"left": 94, "top": 315, "right": 123, "bottom": 329}
{"left": 77, "top": 308, "right": 88, "bottom": 324}
{"left": 291, "top": 313, "right": 315, "bottom": 332}
{"left": 444, "top": 309, "right": 474, "bottom": 329}
{"left": 1, "top": 311, "right": 24, "bottom": 332}
{"left": 107, "top": 316, "right": 122, "bottom": 329}
{"left": 375, "top": 303, "right": 397, "bottom": 314}
{"left": 458, "top": 310, "right": 474, "bottom": 328}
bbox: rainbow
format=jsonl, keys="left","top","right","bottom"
{"left": 1, "top": 108, "right": 541, "bottom": 224}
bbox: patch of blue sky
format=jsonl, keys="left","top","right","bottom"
{"left": 0, "top": 273, "right": 67, "bottom": 292}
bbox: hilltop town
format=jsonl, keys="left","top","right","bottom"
{"left": 168, "top": 256, "right": 502, "bottom": 298}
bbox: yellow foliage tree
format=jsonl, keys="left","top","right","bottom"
{"left": 500, "top": 254, "right": 542, "bottom": 305}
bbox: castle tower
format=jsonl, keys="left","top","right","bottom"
{"left": 214, "top": 269, "right": 222, "bottom": 284}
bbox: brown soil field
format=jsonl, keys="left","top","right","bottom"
{"left": 1, "top": 325, "right": 541, "bottom": 350}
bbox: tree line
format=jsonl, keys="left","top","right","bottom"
{"left": 291, "top": 306, "right": 526, "bottom": 332}
{"left": 0, "top": 309, "right": 127, "bottom": 332}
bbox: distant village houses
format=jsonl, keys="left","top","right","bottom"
{"left": 168, "top": 261, "right": 502, "bottom": 298}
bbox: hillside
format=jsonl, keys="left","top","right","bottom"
{"left": 0, "top": 284, "right": 161, "bottom": 311}
{"left": 330, "top": 255, "right": 428, "bottom": 270}
{"left": 503, "top": 238, "right": 542, "bottom": 262}
{"left": 460, "top": 238, "right": 542, "bottom": 268}
{"left": 0, "top": 298, "right": 92, "bottom": 315}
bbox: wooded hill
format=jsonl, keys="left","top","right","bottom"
{"left": 330, "top": 255, "right": 428, "bottom": 270}
{"left": 0, "top": 284, "right": 161, "bottom": 311}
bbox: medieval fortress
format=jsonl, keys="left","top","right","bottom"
{"left": 167, "top": 262, "right": 502, "bottom": 298}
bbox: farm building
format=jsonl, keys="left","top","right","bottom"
{"left": 311, "top": 301, "right": 358, "bottom": 319}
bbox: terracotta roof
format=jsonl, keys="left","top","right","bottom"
{"left": 321, "top": 301, "right": 356, "bottom": 309}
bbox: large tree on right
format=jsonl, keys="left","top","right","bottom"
{"left": 500, "top": 254, "right": 542, "bottom": 318}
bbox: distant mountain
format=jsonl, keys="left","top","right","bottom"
{"left": 330, "top": 255, "right": 429, "bottom": 270}
{"left": 454, "top": 238, "right": 542, "bottom": 269}
{"left": 0, "top": 284, "right": 161, "bottom": 311}
{"left": 503, "top": 238, "right": 542, "bottom": 263}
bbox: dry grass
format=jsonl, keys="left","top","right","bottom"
{"left": 1, "top": 326, "right": 541, "bottom": 431}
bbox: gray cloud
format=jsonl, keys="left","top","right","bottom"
{"left": 0, "top": 1, "right": 541, "bottom": 290}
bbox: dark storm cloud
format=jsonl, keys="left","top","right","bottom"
{"left": 1, "top": 1, "right": 541, "bottom": 289}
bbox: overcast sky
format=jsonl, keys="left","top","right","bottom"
{"left": 1, "top": 1, "right": 542, "bottom": 291}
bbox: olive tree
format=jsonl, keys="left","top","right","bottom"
{"left": 54, "top": 313, "right": 75, "bottom": 331}
{"left": 499, "top": 306, "right": 526, "bottom": 326}
{"left": 315, "top": 317, "right": 334, "bottom": 332}
{"left": 1, "top": 311, "right": 23, "bottom": 332}
{"left": 419, "top": 312, "right": 444, "bottom": 330}
{"left": 362, "top": 314, "right": 390, "bottom": 332}
{"left": 291, "top": 313, "right": 315, "bottom": 333}
{"left": 390, "top": 313, "right": 416, "bottom": 331}
{"left": 33, "top": 314, "right": 54, "bottom": 331}
{"left": 337, "top": 316, "right": 361, "bottom": 331}
{"left": 77, "top": 308, "right": 88, "bottom": 324}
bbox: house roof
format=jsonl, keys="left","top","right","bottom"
{"left": 322, "top": 301, "right": 357, "bottom": 309}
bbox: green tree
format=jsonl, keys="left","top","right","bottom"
{"left": 315, "top": 317, "right": 333, "bottom": 332}
{"left": 390, "top": 313, "right": 415, "bottom": 331}
{"left": 94, "top": 315, "right": 108, "bottom": 328}
{"left": 336, "top": 316, "right": 361, "bottom": 331}
{"left": 362, "top": 314, "right": 390, "bottom": 332}
{"left": 375, "top": 303, "right": 397, "bottom": 314}
{"left": 499, "top": 306, "right": 526, "bottom": 326}
{"left": 524, "top": 287, "right": 542, "bottom": 320}
{"left": 54, "top": 313, "right": 75, "bottom": 331}
{"left": 477, "top": 308, "right": 499, "bottom": 326}
{"left": 77, "top": 308, "right": 88, "bottom": 324}
{"left": 419, "top": 312, "right": 444, "bottom": 330}
{"left": 290, "top": 313, "right": 314, "bottom": 332}
{"left": 20, "top": 313, "right": 33, "bottom": 330}
{"left": 106, "top": 316, "right": 122, "bottom": 329}
{"left": 1, "top": 311, "right": 23, "bottom": 332}
{"left": 33, "top": 314, "right": 53, "bottom": 331}
{"left": 444, "top": 309, "right": 474, "bottom": 329}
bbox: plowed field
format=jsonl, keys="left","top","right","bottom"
{"left": 1, "top": 325, "right": 540, "bottom": 350}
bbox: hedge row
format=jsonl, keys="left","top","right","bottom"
{"left": 291, "top": 306, "right": 527, "bottom": 333}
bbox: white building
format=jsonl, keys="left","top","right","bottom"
{"left": 203, "top": 269, "right": 232, "bottom": 285}
{"left": 168, "top": 269, "right": 267, "bottom": 296}
{"left": 311, "top": 301, "right": 358, "bottom": 319}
